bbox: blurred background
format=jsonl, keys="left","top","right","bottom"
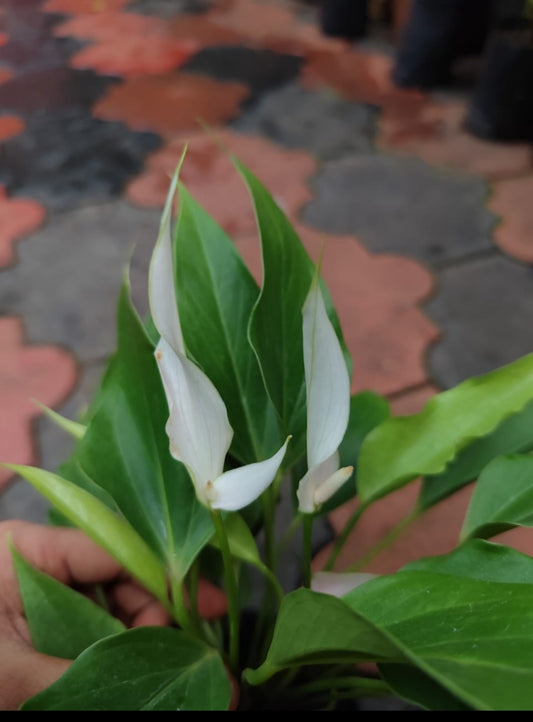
{"left": 0, "top": 0, "right": 532, "bottom": 576}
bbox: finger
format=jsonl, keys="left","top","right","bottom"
{"left": 1, "top": 521, "right": 122, "bottom": 590}
{"left": 197, "top": 578, "right": 227, "bottom": 619}
{"left": 0, "top": 639, "right": 70, "bottom": 711}
{"left": 110, "top": 581, "right": 172, "bottom": 628}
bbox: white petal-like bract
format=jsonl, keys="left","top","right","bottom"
{"left": 302, "top": 281, "right": 350, "bottom": 469}
{"left": 155, "top": 338, "right": 233, "bottom": 506}
{"left": 208, "top": 438, "right": 290, "bottom": 511}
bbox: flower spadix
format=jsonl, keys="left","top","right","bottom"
{"left": 296, "top": 276, "right": 353, "bottom": 514}
{"left": 149, "top": 167, "right": 289, "bottom": 511}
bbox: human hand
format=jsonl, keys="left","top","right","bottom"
{"left": 0, "top": 520, "right": 227, "bottom": 710}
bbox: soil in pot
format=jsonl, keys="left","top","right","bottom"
{"left": 465, "top": 29, "right": 533, "bottom": 141}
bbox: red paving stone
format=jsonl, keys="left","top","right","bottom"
{"left": 0, "top": 115, "right": 24, "bottom": 142}
{"left": 234, "top": 224, "right": 439, "bottom": 396}
{"left": 0, "top": 318, "right": 77, "bottom": 490}
{"left": 126, "top": 130, "right": 315, "bottom": 236}
{"left": 488, "top": 175, "right": 533, "bottom": 263}
{"left": 0, "top": 188, "right": 46, "bottom": 268}
{"left": 205, "top": 0, "right": 345, "bottom": 55}
{"left": 56, "top": 12, "right": 197, "bottom": 77}
{"left": 378, "top": 98, "right": 533, "bottom": 180}
{"left": 167, "top": 14, "right": 245, "bottom": 48}
{"left": 302, "top": 48, "right": 412, "bottom": 106}
{"left": 0, "top": 68, "right": 13, "bottom": 84}
{"left": 93, "top": 74, "right": 248, "bottom": 133}
{"left": 43, "top": 0, "right": 130, "bottom": 14}
{"left": 0, "top": 33, "right": 7, "bottom": 47}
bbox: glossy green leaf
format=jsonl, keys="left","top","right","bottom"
{"left": 174, "top": 186, "right": 280, "bottom": 464}
{"left": 12, "top": 546, "right": 124, "bottom": 659}
{"left": 357, "top": 353, "right": 533, "bottom": 504}
{"left": 5, "top": 464, "right": 168, "bottom": 607}
{"left": 345, "top": 562, "right": 533, "bottom": 710}
{"left": 235, "top": 160, "right": 350, "bottom": 464}
{"left": 33, "top": 400, "right": 86, "bottom": 440}
{"left": 404, "top": 538, "right": 533, "bottom": 584}
{"left": 78, "top": 277, "right": 213, "bottom": 580}
{"left": 379, "top": 664, "right": 469, "bottom": 711}
{"left": 21, "top": 627, "right": 231, "bottom": 711}
{"left": 419, "top": 398, "right": 533, "bottom": 510}
{"left": 321, "top": 391, "right": 390, "bottom": 514}
{"left": 244, "top": 588, "right": 404, "bottom": 685}
{"left": 461, "top": 455, "right": 533, "bottom": 541}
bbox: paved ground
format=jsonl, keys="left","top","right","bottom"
{"left": 1, "top": 0, "right": 533, "bottom": 575}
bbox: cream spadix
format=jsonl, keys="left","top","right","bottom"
{"left": 297, "top": 277, "right": 352, "bottom": 514}
{"left": 149, "top": 167, "right": 288, "bottom": 511}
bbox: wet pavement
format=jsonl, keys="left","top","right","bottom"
{"left": 1, "top": 0, "right": 533, "bottom": 575}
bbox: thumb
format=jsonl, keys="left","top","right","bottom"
{"left": 0, "top": 640, "right": 70, "bottom": 711}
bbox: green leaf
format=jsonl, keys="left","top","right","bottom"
{"left": 379, "top": 664, "right": 469, "bottom": 711}
{"left": 235, "top": 159, "right": 350, "bottom": 464}
{"left": 174, "top": 185, "right": 280, "bottom": 463}
{"left": 33, "top": 400, "right": 86, "bottom": 440}
{"left": 5, "top": 464, "right": 168, "bottom": 607}
{"left": 404, "top": 538, "right": 533, "bottom": 584}
{"left": 21, "top": 627, "right": 231, "bottom": 711}
{"left": 78, "top": 276, "right": 213, "bottom": 580}
{"left": 321, "top": 391, "right": 390, "bottom": 514}
{"left": 357, "top": 354, "right": 533, "bottom": 504}
{"left": 12, "top": 546, "right": 124, "bottom": 659}
{"left": 461, "top": 455, "right": 533, "bottom": 541}
{"left": 345, "top": 562, "right": 533, "bottom": 710}
{"left": 244, "top": 588, "right": 404, "bottom": 686}
{"left": 419, "top": 398, "right": 533, "bottom": 510}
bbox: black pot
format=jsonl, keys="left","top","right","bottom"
{"left": 393, "top": 0, "right": 493, "bottom": 88}
{"left": 465, "top": 31, "right": 533, "bottom": 141}
{"left": 319, "top": 0, "right": 368, "bottom": 40}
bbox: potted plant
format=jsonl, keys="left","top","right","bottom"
{"left": 465, "top": 0, "right": 533, "bottom": 141}
{"left": 6, "top": 155, "right": 533, "bottom": 710}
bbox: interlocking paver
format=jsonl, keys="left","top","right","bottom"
{"left": 55, "top": 11, "right": 196, "bottom": 76}
{"left": 378, "top": 98, "right": 533, "bottom": 181}
{"left": 303, "top": 153, "right": 496, "bottom": 265}
{"left": 489, "top": 175, "right": 533, "bottom": 263}
{"left": 0, "top": 187, "right": 46, "bottom": 268}
{"left": 0, "top": 317, "right": 76, "bottom": 491}
{"left": 93, "top": 73, "right": 248, "bottom": 133}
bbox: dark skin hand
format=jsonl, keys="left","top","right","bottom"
{"left": 0, "top": 520, "right": 229, "bottom": 711}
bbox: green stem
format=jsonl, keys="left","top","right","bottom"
{"left": 276, "top": 513, "right": 302, "bottom": 561}
{"left": 210, "top": 510, "right": 240, "bottom": 673}
{"left": 290, "top": 675, "right": 391, "bottom": 699}
{"left": 302, "top": 513, "right": 314, "bottom": 588}
{"left": 261, "top": 484, "right": 276, "bottom": 573}
{"left": 343, "top": 508, "right": 421, "bottom": 573}
{"left": 170, "top": 575, "right": 193, "bottom": 632}
{"left": 323, "top": 503, "right": 367, "bottom": 571}
{"left": 186, "top": 560, "right": 203, "bottom": 636}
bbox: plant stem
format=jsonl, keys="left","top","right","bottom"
{"left": 323, "top": 503, "right": 367, "bottom": 571}
{"left": 343, "top": 508, "right": 421, "bottom": 573}
{"left": 169, "top": 574, "right": 193, "bottom": 632}
{"left": 289, "top": 675, "right": 391, "bottom": 699}
{"left": 210, "top": 510, "right": 240, "bottom": 673}
{"left": 261, "top": 483, "right": 276, "bottom": 573}
{"left": 186, "top": 560, "right": 203, "bottom": 635}
{"left": 302, "top": 513, "right": 314, "bottom": 588}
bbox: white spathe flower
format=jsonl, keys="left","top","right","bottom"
{"left": 149, "top": 169, "right": 289, "bottom": 511}
{"left": 296, "top": 278, "right": 353, "bottom": 514}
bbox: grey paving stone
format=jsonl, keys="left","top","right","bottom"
{"left": 0, "top": 108, "right": 161, "bottom": 211}
{"left": 0, "top": 201, "right": 160, "bottom": 362}
{"left": 127, "top": 0, "right": 213, "bottom": 16}
{"left": 0, "top": 478, "right": 50, "bottom": 524}
{"left": 425, "top": 254, "right": 533, "bottom": 389}
{"left": 182, "top": 46, "right": 303, "bottom": 105}
{"left": 302, "top": 153, "right": 496, "bottom": 265}
{"left": 232, "top": 82, "right": 378, "bottom": 160}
